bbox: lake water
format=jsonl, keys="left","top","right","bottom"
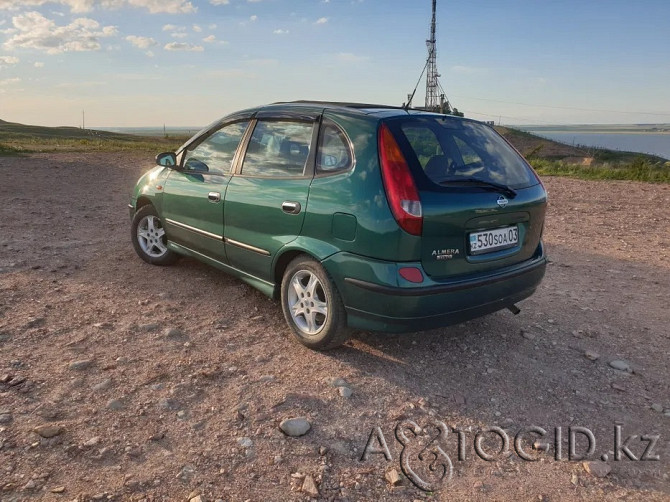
{"left": 523, "top": 130, "right": 670, "bottom": 160}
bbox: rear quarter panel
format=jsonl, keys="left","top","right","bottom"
{"left": 301, "top": 111, "right": 422, "bottom": 262}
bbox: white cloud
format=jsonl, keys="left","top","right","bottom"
{"left": 202, "top": 34, "right": 216, "bottom": 43}
{"left": 0, "top": 77, "right": 21, "bottom": 85}
{"left": 249, "top": 15, "right": 257, "bottom": 21}
{"left": 192, "top": 24, "right": 201, "bottom": 32}
{"left": 162, "top": 24, "right": 178, "bottom": 31}
{"left": 0, "top": 55, "right": 19, "bottom": 64}
{"left": 3, "top": 11, "right": 118, "bottom": 54}
{"left": 315, "top": 17, "right": 328, "bottom": 24}
{"left": 145, "top": 50, "right": 154, "bottom": 57}
{"left": 34, "top": 61, "right": 45, "bottom": 67}
{"left": 247, "top": 0, "right": 262, "bottom": 3}
{"left": 171, "top": 32, "right": 188, "bottom": 38}
{"left": 164, "top": 42, "right": 203, "bottom": 52}
{"left": 273, "top": 29, "right": 288, "bottom": 35}
{"left": 0, "top": 0, "right": 196, "bottom": 14}
{"left": 209, "top": 0, "right": 229, "bottom": 4}
{"left": 125, "top": 35, "right": 157, "bottom": 49}
{"left": 208, "top": 23, "right": 216, "bottom": 29}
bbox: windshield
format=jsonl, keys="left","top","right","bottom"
{"left": 396, "top": 117, "right": 536, "bottom": 189}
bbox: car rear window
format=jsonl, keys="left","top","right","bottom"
{"left": 397, "top": 118, "right": 536, "bottom": 189}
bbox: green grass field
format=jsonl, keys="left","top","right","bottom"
{"left": 0, "top": 119, "right": 186, "bottom": 154}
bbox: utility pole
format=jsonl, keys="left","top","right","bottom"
{"left": 82, "top": 110, "right": 85, "bottom": 130}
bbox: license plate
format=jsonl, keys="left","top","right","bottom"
{"left": 469, "top": 226, "right": 519, "bottom": 255}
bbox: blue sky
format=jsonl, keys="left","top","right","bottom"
{"left": 0, "top": 0, "right": 669, "bottom": 127}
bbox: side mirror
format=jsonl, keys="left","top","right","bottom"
{"left": 156, "top": 152, "right": 177, "bottom": 167}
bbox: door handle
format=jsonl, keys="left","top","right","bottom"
{"left": 281, "top": 201, "right": 301, "bottom": 214}
{"left": 208, "top": 191, "right": 221, "bottom": 203}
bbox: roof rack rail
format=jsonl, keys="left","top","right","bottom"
{"left": 273, "top": 100, "right": 408, "bottom": 110}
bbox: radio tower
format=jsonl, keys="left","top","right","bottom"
{"left": 425, "top": 0, "right": 441, "bottom": 110}
{"left": 423, "top": 0, "right": 461, "bottom": 115}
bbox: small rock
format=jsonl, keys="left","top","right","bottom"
{"left": 0, "top": 412, "right": 12, "bottom": 424}
{"left": 165, "top": 327, "right": 186, "bottom": 340}
{"left": 259, "top": 375, "right": 275, "bottom": 383}
{"left": 51, "top": 486, "right": 66, "bottom": 493}
{"left": 583, "top": 461, "right": 611, "bottom": 478}
{"left": 609, "top": 360, "right": 632, "bottom": 372}
{"left": 106, "top": 399, "right": 124, "bottom": 411}
{"left": 237, "top": 437, "right": 253, "bottom": 448}
{"left": 584, "top": 350, "right": 600, "bottom": 361}
{"left": 92, "top": 379, "right": 112, "bottom": 392}
{"left": 189, "top": 496, "right": 202, "bottom": 502}
{"left": 651, "top": 403, "right": 664, "bottom": 413}
{"left": 34, "top": 425, "right": 63, "bottom": 438}
{"left": 176, "top": 464, "right": 196, "bottom": 482}
{"left": 25, "top": 317, "right": 46, "bottom": 328}
{"left": 522, "top": 331, "right": 535, "bottom": 340}
{"left": 84, "top": 437, "right": 101, "bottom": 447}
{"left": 338, "top": 386, "right": 353, "bottom": 398}
{"left": 279, "top": 417, "right": 311, "bottom": 437}
{"left": 611, "top": 382, "right": 625, "bottom": 391}
{"left": 301, "top": 474, "right": 319, "bottom": 497}
{"left": 23, "top": 480, "right": 37, "bottom": 491}
{"left": 319, "top": 446, "right": 327, "bottom": 456}
{"left": 8, "top": 376, "right": 26, "bottom": 387}
{"left": 385, "top": 468, "right": 402, "bottom": 486}
{"left": 68, "top": 359, "right": 93, "bottom": 371}
{"left": 328, "top": 377, "right": 348, "bottom": 388}
{"left": 158, "top": 398, "right": 182, "bottom": 411}
{"left": 0, "top": 334, "right": 11, "bottom": 343}
{"left": 139, "top": 323, "right": 160, "bottom": 332}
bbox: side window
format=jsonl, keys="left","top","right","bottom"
{"left": 316, "top": 121, "right": 353, "bottom": 174}
{"left": 241, "top": 120, "right": 313, "bottom": 177}
{"left": 182, "top": 120, "right": 249, "bottom": 175}
{"left": 402, "top": 126, "right": 445, "bottom": 170}
{"left": 453, "top": 136, "right": 483, "bottom": 167}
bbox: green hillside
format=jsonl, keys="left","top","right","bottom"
{"left": 0, "top": 119, "right": 186, "bottom": 153}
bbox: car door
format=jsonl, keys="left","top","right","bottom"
{"left": 223, "top": 113, "right": 319, "bottom": 282}
{"left": 161, "top": 119, "right": 251, "bottom": 262}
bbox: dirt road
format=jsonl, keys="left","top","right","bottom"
{"left": 1, "top": 153, "right": 668, "bottom": 501}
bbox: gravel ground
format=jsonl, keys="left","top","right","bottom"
{"left": 0, "top": 152, "right": 669, "bottom": 501}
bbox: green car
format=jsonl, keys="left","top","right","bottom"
{"left": 129, "top": 102, "right": 547, "bottom": 350}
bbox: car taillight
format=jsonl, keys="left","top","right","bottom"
{"left": 378, "top": 124, "right": 423, "bottom": 236}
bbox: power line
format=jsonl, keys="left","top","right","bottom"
{"left": 452, "top": 95, "right": 670, "bottom": 117}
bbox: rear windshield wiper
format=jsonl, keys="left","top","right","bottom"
{"left": 437, "top": 177, "right": 517, "bottom": 199}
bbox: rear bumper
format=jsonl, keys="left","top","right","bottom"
{"left": 322, "top": 244, "right": 547, "bottom": 333}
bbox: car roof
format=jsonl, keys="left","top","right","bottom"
{"left": 268, "top": 100, "right": 450, "bottom": 119}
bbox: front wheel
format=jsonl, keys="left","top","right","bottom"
{"left": 131, "top": 204, "right": 178, "bottom": 266}
{"left": 281, "top": 257, "right": 350, "bottom": 350}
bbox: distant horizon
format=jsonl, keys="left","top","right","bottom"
{"left": 4, "top": 119, "right": 669, "bottom": 130}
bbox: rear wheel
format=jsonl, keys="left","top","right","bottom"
{"left": 281, "top": 256, "right": 350, "bottom": 350}
{"left": 131, "top": 205, "right": 178, "bottom": 266}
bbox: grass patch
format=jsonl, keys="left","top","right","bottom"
{"left": 0, "top": 136, "right": 187, "bottom": 153}
{"left": 530, "top": 157, "right": 670, "bottom": 184}
{"left": 0, "top": 120, "right": 188, "bottom": 154}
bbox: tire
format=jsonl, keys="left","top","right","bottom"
{"left": 131, "top": 204, "right": 178, "bottom": 266}
{"left": 281, "top": 256, "right": 351, "bottom": 350}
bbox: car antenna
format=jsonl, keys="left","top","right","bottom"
{"left": 404, "top": 55, "right": 431, "bottom": 111}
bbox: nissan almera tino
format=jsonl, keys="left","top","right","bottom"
{"left": 130, "top": 101, "right": 547, "bottom": 350}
